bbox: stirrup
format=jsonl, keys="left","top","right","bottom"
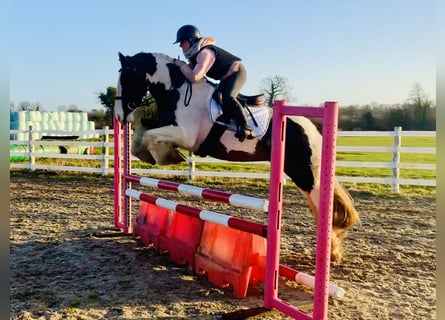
{"left": 235, "top": 126, "right": 256, "bottom": 142}
{"left": 245, "top": 128, "right": 256, "bottom": 140}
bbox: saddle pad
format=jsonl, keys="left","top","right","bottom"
{"left": 209, "top": 99, "right": 272, "bottom": 138}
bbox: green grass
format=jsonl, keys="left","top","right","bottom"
{"left": 335, "top": 136, "right": 436, "bottom": 181}
{"left": 336, "top": 135, "right": 436, "bottom": 147}
{"left": 11, "top": 135, "right": 436, "bottom": 197}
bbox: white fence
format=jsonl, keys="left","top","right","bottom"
{"left": 9, "top": 127, "right": 436, "bottom": 191}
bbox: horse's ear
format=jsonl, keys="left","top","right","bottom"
{"left": 118, "top": 52, "right": 126, "bottom": 65}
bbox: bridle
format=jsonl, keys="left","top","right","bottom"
{"left": 114, "top": 96, "right": 146, "bottom": 112}
{"left": 115, "top": 66, "right": 148, "bottom": 112}
{"left": 116, "top": 61, "right": 193, "bottom": 112}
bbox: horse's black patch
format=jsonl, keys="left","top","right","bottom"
{"left": 167, "top": 63, "right": 186, "bottom": 88}
{"left": 283, "top": 119, "right": 314, "bottom": 192}
{"left": 131, "top": 52, "right": 157, "bottom": 76}
{"left": 119, "top": 61, "right": 148, "bottom": 121}
{"left": 147, "top": 81, "right": 179, "bottom": 126}
{"left": 140, "top": 118, "right": 161, "bottom": 129}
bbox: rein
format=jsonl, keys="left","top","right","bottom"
{"left": 118, "top": 62, "right": 193, "bottom": 111}
{"left": 183, "top": 80, "right": 192, "bottom": 106}
{"left": 114, "top": 96, "right": 145, "bottom": 111}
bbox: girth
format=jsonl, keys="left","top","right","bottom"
{"left": 194, "top": 122, "right": 227, "bottom": 157}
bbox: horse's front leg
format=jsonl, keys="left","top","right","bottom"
{"left": 300, "top": 188, "right": 344, "bottom": 264}
{"left": 141, "top": 126, "right": 188, "bottom": 165}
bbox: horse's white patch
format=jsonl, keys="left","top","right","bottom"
{"left": 147, "top": 54, "right": 173, "bottom": 90}
{"left": 173, "top": 80, "right": 216, "bottom": 150}
{"left": 219, "top": 133, "right": 258, "bottom": 153}
{"left": 114, "top": 77, "right": 124, "bottom": 122}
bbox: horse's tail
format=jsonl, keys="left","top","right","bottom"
{"left": 332, "top": 179, "right": 360, "bottom": 239}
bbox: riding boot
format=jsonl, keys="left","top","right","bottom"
{"left": 231, "top": 104, "right": 256, "bottom": 142}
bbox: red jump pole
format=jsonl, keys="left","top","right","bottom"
{"left": 125, "top": 174, "right": 269, "bottom": 212}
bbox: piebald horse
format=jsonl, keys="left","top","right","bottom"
{"left": 114, "top": 52, "right": 360, "bottom": 262}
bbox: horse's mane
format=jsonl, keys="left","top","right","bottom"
{"left": 144, "top": 52, "right": 174, "bottom": 64}
{"left": 153, "top": 52, "right": 174, "bottom": 61}
{"left": 126, "top": 52, "right": 174, "bottom": 74}
{"left": 132, "top": 52, "right": 172, "bottom": 59}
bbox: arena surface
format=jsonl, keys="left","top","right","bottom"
{"left": 10, "top": 172, "right": 435, "bottom": 319}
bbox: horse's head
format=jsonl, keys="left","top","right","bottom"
{"left": 114, "top": 52, "right": 150, "bottom": 123}
{"left": 115, "top": 52, "right": 186, "bottom": 123}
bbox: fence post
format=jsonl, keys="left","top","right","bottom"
{"left": 188, "top": 151, "right": 195, "bottom": 181}
{"left": 102, "top": 126, "right": 109, "bottom": 176}
{"left": 28, "top": 125, "right": 35, "bottom": 172}
{"left": 391, "top": 126, "right": 402, "bottom": 192}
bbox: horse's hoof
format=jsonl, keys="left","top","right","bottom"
{"left": 331, "top": 252, "right": 342, "bottom": 264}
{"left": 330, "top": 234, "right": 344, "bottom": 263}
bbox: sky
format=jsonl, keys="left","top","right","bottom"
{"left": 9, "top": 0, "right": 436, "bottom": 112}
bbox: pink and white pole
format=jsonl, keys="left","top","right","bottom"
{"left": 265, "top": 100, "right": 339, "bottom": 320}
{"left": 125, "top": 174, "right": 269, "bottom": 212}
{"left": 126, "top": 189, "right": 267, "bottom": 236}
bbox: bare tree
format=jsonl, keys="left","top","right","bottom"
{"left": 67, "top": 105, "right": 82, "bottom": 112}
{"left": 17, "top": 101, "right": 40, "bottom": 111}
{"left": 258, "top": 75, "right": 293, "bottom": 107}
{"left": 408, "top": 82, "right": 433, "bottom": 130}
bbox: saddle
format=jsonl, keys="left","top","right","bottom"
{"left": 237, "top": 93, "right": 264, "bottom": 106}
{"left": 211, "top": 89, "right": 264, "bottom": 107}
{"left": 195, "top": 89, "right": 272, "bottom": 157}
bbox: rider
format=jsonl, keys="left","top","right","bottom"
{"left": 173, "top": 24, "right": 255, "bottom": 142}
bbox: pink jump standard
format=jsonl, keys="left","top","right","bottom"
{"left": 264, "top": 101, "right": 339, "bottom": 320}
{"left": 113, "top": 101, "right": 340, "bottom": 319}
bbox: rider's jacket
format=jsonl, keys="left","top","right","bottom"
{"left": 189, "top": 45, "right": 241, "bottom": 80}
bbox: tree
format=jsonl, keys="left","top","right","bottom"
{"left": 407, "top": 82, "right": 433, "bottom": 130}
{"left": 360, "top": 111, "right": 372, "bottom": 130}
{"left": 87, "top": 109, "right": 108, "bottom": 129}
{"left": 384, "top": 106, "right": 412, "bottom": 130}
{"left": 67, "top": 105, "right": 82, "bottom": 112}
{"left": 258, "top": 75, "right": 293, "bottom": 107}
{"left": 98, "top": 86, "right": 117, "bottom": 127}
{"left": 97, "top": 86, "right": 156, "bottom": 127}
{"left": 17, "top": 101, "right": 41, "bottom": 111}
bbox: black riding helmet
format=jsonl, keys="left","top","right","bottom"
{"left": 174, "top": 25, "right": 201, "bottom": 44}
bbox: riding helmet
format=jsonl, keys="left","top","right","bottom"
{"left": 174, "top": 25, "right": 201, "bottom": 44}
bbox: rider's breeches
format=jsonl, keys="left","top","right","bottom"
{"left": 219, "top": 65, "right": 248, "bottom": 124}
